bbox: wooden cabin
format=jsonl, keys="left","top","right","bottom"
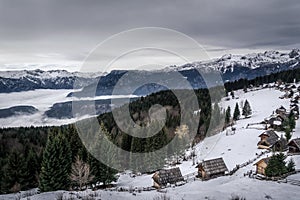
{"left": 264, "top": 114, "right": 285, "bottom": 130}
{"left": 288, "top": 138, "right": 300, "bottom": 154}
{"left": 196, "top": 158, "right": 228, "bottom": 180}
{"left": 275, "top": 106, "right": 287, "bottom": 117}
{"left": 257, "top": 130, "right": 279, "bottom": 149}
{"left": 254, "top": 157, "right": 271, "bottom": 176}
{"left": 152, "top": 167, "right": 184, "bottom": 189}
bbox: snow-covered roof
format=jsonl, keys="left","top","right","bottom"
{"left": 288, "top": 138, "right": 300, "bottom": 149}
{"left": 196, "top": 158, "right": 228, "bottom": 176}
{"left": 152, "top": 167, "right": 184, "bottom": 186}
{"left": 258, "top": 130, "right": 279, "bottom": 146}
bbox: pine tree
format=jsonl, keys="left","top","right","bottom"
{"left": 211, "top": 103, "right": 221, "bottom": 130}
{"left": 265, "top": 153, "right": 287, "bottom": 177}
{"left": 88, "top": 124, "right": 118, "bottom": 186}
{"left": 288, "top": 112, "right": 296, "bottom": 130}
{"left": 225, "top": 106, "right": 231, "bottom": 125}
{"left": 287, "top": 158, "right": 296, "bottom": 172}
{"left": 242, "top": 100, "right": 252, "bottom": 118}
{"left": 233, "top": 103, "right": 241, "bottom": 121}
{"left": 230, "top": 91, "right": 235, "bottom": 99}
{"left": 23, "top": 148, "right": 39, "bottom": 189}
{"left": 3, "top": 151, "right": 27, "bottom": 193}
{"left": 39, "top": 129, "right": 72, "bottom": 192}
{"left": 285, "top": 127, "right": 292, "bottom": 142}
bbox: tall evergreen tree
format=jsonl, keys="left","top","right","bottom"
{"left": 23, "top": 148, "right": 39, "bottom": 189}
{"left": 288, "top": 112, "right": 296, "bottom": 130}
{"left": 285, "top": 127, "right": 292, "bottom": 142}
{"left": 3, "top": 151, "right": 27, "bottom": 193}
{"left": 233, "top": 103, "right": 241, "bottom": 121}
{"left": 265, "top": 153, "right": 287, "bottom": 177}
{"left": 39, "top": 129, "right": 72, "bottom": 192}
{"left": 242, "top": 100, "right": 252, "bottom": 118}
{"left": 225, "top": 106, "right": 231, "bottom": 125}
{"left": 287, "top": 158, "right": 296, "bottom": 172}
{"left": 88, "top": 124, "right": 118, "bottom": 186}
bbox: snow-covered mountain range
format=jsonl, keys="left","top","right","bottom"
{"left": 0, "top": 69, "right": 102, "bottom": 93}
{"left": 1, "top": 49, "right": 299, "bottom": 94}
{"left": 177, "top": 49, "right": 300, "bottom": 72}
{"left": 0, "top": 49, "right": 300, "bottom": 123}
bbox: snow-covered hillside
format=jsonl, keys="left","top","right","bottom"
{"left": 2, "top": 85, "right": 300, "bottom": 200}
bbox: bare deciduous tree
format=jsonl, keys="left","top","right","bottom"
{"left": 70, "top": 156, "right": 94, "bottom": 190}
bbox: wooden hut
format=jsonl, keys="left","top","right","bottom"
{"left": 196, "top": 158, "right": 228, "bottom": 180}
{"left": 288, "top": 138, "right": 300, "bottom": 154}
{"left": 275, "top": 106, "right": 287, "bottom": 117}
{"left": 264, "top": 115, "right": 285, "bottom": 130}
{"left": 257, "top": 130, "right": 279, "bottom": 149}
{"left": 152, "top": 167, "right": 184, "bottom": 189}
{"left": 254, "top": 157, "right": 270, "bottom": 176}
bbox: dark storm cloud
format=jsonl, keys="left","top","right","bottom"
{"left": 0, "top": 0, "right": 299, "bottom": 70}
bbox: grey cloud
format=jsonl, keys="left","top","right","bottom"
{"left": 0, "top": 0, "right": 299, "bottom": 70}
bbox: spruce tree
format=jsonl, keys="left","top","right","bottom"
{"left": 233, "top": 103, "right": 241, "bottom": 121}
{"left": 88, "top": 124, "right": 118, "bottom": 186}
{"left": 3, "top": 151, "right": 27, "bottom": 193}
{"left": 265, "top": 153, "right": 287, "bottom": 177}
{"left": 39, "top": 129, "right": 72, "bottom": 192}
{"left": 285, "top": 127, "right": 292, "bottom": 142}
{"left": 23, "top": 148, "right": 39, "bottom": 189}
{"left": 225, "top": 106, "right": 231, "bottom": 125}
{"left": 242, "top": 100, "right": 252, "bottom": 118}
{"left": 211, "top": 103, "right": 221, "bottom": 129}
{"left": 287, "top": 158, "right": 296, "bottom": 172}
{"left": 288, "top": 112, "right": 296, "bottom": 130}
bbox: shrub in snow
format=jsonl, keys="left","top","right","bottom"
{"left": 153, "top": 194, "right": 171, "bottom": 200}
{"left": 230, "top": 193, "right": 246, "bottom": 200}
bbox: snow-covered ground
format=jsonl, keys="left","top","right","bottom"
{"left": 2, "top": 86, "right": 300, "bottom": 200}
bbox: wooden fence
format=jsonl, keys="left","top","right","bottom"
{"left": 227, "top": 150, "right": 270, "bottom": 175}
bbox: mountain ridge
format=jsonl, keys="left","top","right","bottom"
{"left": 0, "top": 49, "right": 300, "bottom": 94}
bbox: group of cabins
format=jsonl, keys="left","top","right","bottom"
{"left": 152, "top": 158, "right": 228, "bottom": 188}
{"left": 254, "top": 137, "right": 300, "bottom": 176}
{"left": 253, "top": 135, "right": 300, "bottom": 176}
{"left": 263, "top": 105, "right": 299, "bottom": 130}
{"left": 256, "top": 131, "right": 300, "bottom": 176}
{"left": 255, "top": 102, "right": 300, "bottom": 176}
{"left": 152, "top": 86, "right": 300, "bottom": 187}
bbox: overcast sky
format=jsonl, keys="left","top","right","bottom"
{"left": 0, "top": 0, "right": 300, "bottom": 72}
